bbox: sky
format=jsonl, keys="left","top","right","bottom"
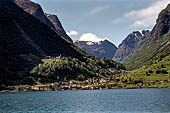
{"left": 32, "top": 0, "right": 170, "bottom": 46}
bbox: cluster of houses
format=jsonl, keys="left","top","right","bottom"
{"left": 18, "top": 77, "right": 119, "bottom": 92}
{"left": 15, "top": 76, "right": 170, "bottom": 92}
{"left": 49, "top": 77, "right": 120, "bottom": 91}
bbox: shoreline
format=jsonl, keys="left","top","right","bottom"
{"left": 1, "top": 87, "right": 170, "bottom": 93}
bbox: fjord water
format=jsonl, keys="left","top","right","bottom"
{"left": 0, "top": 89, "right": 170, "bottom": 113}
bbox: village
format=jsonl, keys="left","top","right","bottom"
{"left": 11, "top": 76, "right": 170, "bottom": 92}
{"left": 11, "top": 77, "right": 121, "bottom": 92}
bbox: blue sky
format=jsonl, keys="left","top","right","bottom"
{"left": 32, "top": 0, "right": 169, "bottom": 46}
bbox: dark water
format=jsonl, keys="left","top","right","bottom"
{"left": 0, "top": 89, "right": 170, "bottom": 113}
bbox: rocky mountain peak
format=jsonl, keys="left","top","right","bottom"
{"left": 14, "top": 0, "right": 56, "bottom": 30}
{"left": 74, "top": 39, "right": 117, "bottom": 59}
{"left": 14, "top": 0, "right": 72, "bottom": 42}
{"left": 150, "top": 3, "right": 170, "bottom": 40}
{"left": 113, "top": 30, "right": 150, "bottom": 62}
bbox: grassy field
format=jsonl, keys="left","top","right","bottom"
{"left": 122, "top": 49, "right": 170, "bottom": 84}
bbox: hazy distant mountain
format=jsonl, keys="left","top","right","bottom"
{"left": 125, "top": 3, "right": 170, "bottom": 69}
{"left": 14, "top": 0, "right": 72, "bottom": 42}
{"left": 113, "top": 30, "right": 150, "bottom": 62}
{"left": 74, "top": 39, "right": 117, "bottom": 59}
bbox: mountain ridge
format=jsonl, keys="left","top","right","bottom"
{"left": 74, "top": 39, "right": 117, "bottom": 59}
{"left": 113, "top": 30, "right": 150, "bottom": 62}
{"left": 45, "top": 13, "right": 72, "bottom": 42}
{"left": 14, "top": 0, "right": 73, "bottom": 42}
{"left": 124, "top": 3, "right": 170, "bottom": 69}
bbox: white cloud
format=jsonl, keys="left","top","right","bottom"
{"left": 66, "top": 30, "right": 78, "bottom": 36}
{"left": 80, "top": 33, "right": 103, "bottom": 42}
{"left": 112, "top": 0, "right": 170, "bottom": 28}
{"left": 125, "top": 0, "right": 170, "bottom": 28}
{"left": 86, "top": 5, "right": 110, "bottom": 16}
{"left": 79, "top": 33, "right": 114, "bottom": 44}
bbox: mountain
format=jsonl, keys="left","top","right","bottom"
{"left": 14, "top": 0, "right": 72, "bottom": 42}
{"left": 113, "top": 30, "right": 150, "bottom": 62}
{"left": 124, "top": 4, "right": 170, "bottom": 69}
{"left": 74, "top": 39, "right": 117, "bottom": 59}
{"left": 151, "top": 4, "right": 170, "bottom": 41}
{"left": 45, "top": 14, "right": 72, "bottom": 42}
{"left": 14, "top": 0, "right": 56, "bottom": 30}
{"left": 0, "top": 0, "right": 125, "bottom": 86}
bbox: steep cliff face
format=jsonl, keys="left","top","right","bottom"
{"left": 45, "top": 14, "right": 72, "bottom": 42}
{"left": 113, "top": 30, "right": 150, "bottom": 62}
{"left": 124, "top": 4, "right": 170, "bottom": 69}
{"left": 14, "top": 0, "right": 72, "bottom": 42}
{"left": 74, "top": 39, "right": 117, "bottom": 59}
{"left": 150, "top": 4, "right": 170, "bottom": 41}
{"left": 14, "top": 0, "right": 56, "bottom": 30}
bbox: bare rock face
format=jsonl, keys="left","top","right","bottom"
{"left": 150, "top": 4, "right": 170, "bottom": 40}
{"left": 74, "top": 39, "right": 117, "bottom": 59}
{"left": 14, "top": 0, "right": 56, "bottom": 30}
{"left": 113, "top": 30, "right": 150, "bottom": 62}
{"left": 14, "top": 0, "right": 72, "bottom": 42}
{"left": 45, "top": 14, "right": 72, "bottom": 42}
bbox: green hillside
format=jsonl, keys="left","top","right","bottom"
{"left": 122, "top": 49, "right": 170, "bottom": 88}
{"left": 31, "top": 57, "right": 125, "bottom": 83}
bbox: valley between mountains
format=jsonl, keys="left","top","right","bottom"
{"left": 0, "top": 0, "right": 170, "bottom": 91}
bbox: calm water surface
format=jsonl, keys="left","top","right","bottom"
{"left": 0, "top": 89, "right": 170, "bottom": 113}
